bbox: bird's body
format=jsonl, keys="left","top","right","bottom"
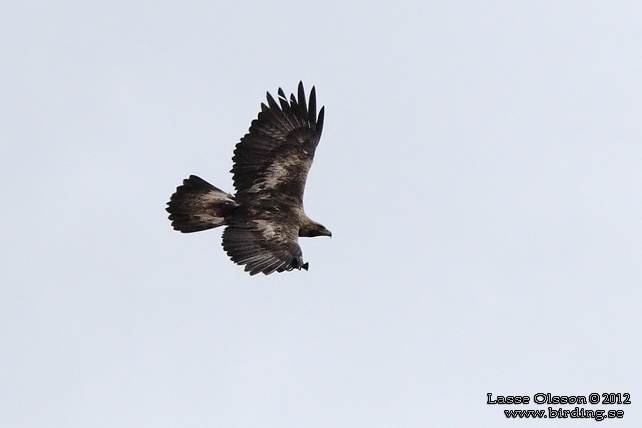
{"left": 166, "top": 82, "right": 330, "bottom": 275}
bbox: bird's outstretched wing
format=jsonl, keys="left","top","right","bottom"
{"left": 222, "top": 82, "right": 325, "bottom": 275}
{"left": 230, "top": 81, "right": 325, "bottom": 205}
{"left": 222, "top": 215, "right": 309, "bottom": 275}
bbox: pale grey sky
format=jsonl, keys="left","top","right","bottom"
{"left": 2, "top": 1, "right": 641, "bottom": 426}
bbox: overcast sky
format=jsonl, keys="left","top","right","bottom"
{"left": 2, "top": 1, "right": 642, "bottom": 427}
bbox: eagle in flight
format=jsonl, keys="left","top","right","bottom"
{"left": 166, "top": 82, "right": 331, "bottom": 275}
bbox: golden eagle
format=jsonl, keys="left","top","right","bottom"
{"left": 166, "top": 82, "right": 331, "bottom": 275}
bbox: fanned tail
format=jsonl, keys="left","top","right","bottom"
{"left": 167, "top": 175, "right": 238, "bottom": 233}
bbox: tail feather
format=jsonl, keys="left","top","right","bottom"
{"left": 167, "top": 175, "right": 238, "bottom": 233}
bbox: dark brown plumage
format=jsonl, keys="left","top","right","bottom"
{"left": 166, "top": 82, "right": 330, "bottom": 275}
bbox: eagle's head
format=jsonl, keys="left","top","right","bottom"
{"left": 299, "top": 220, "right": 332, "bottom": 238}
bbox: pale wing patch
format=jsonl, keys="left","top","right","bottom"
{"left": 254, "top": 219, "right": 278, "bottom": 240}
{"left": 246, "top": 155, "right": 311, "bottom": 194}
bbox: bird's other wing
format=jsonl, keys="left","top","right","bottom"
{"left": 230, "top": 81, "right": 325, "bottom": 206}
{"left": 222, "top": 211, "right": 308, "bottom": 275}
